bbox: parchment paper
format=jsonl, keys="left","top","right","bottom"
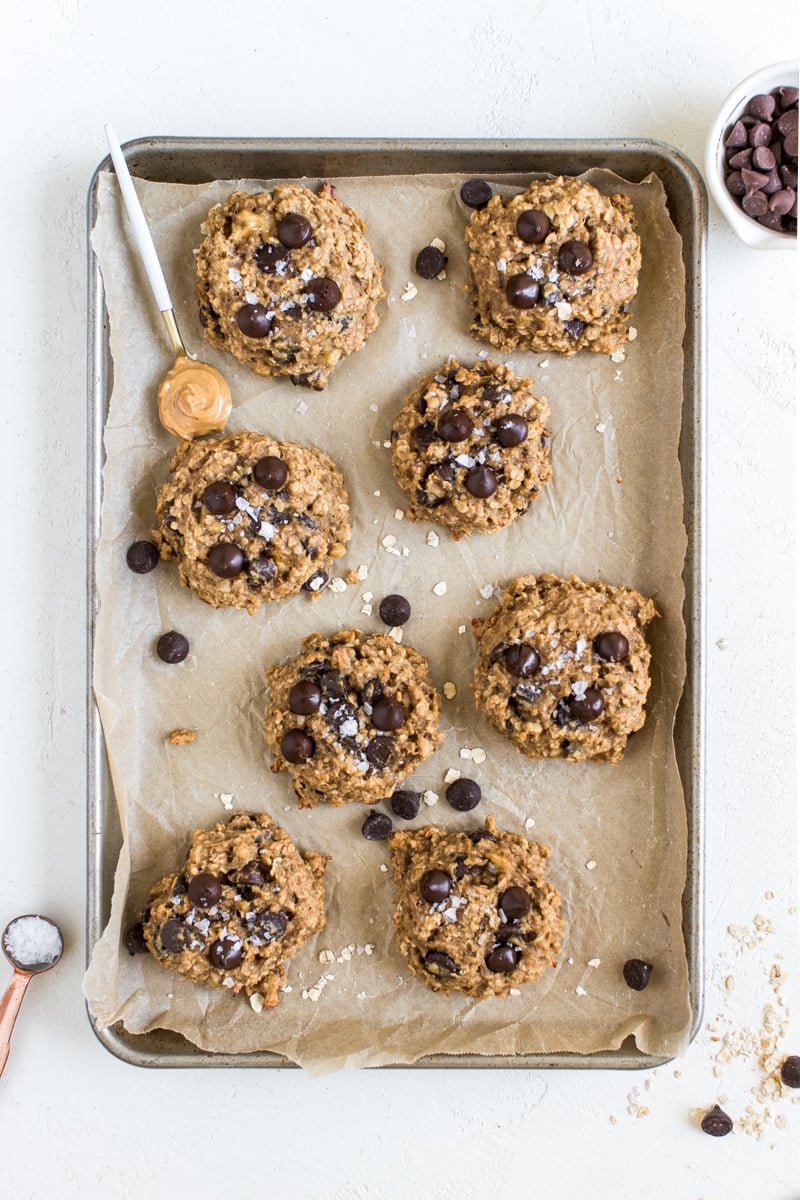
{"left": 84, "top": 166, "right": 692, "bottom": 1073}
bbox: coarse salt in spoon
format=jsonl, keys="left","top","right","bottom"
{"left": 0, "top": 915, "right": 64, "bottom": 1080}
{"left": 104, "top": 124, "right": 231, "bottom": 440}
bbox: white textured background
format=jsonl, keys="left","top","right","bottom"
{"left": 0, "top": 3, "right": 797, "bottom": 1197}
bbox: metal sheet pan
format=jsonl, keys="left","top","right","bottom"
{"left": 86, "top": 138, "right": 706, "bottom": 1069}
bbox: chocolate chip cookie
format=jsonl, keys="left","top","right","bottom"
{"left": 390, "top": 358, "right": 552, "bottom": 539}
{"left": 195, "top": 183, "right": 385, "bottom": 388}
{"left": 153, "top": 430, "right": 351, "bottom": 613}
{"left": 390, "top": 816, "right": 563, "bottom": 999}
{"left": 263, "top": 630, "right": 442, "bottom": 808}
{"left": 465, "top": 176, "right": 641, "bottom": 356}
{"left": 472, "top": 573, "right": 656, "bottom": 764}
{"left": 139, "top": 811, "right": 328, "bottom": 1008}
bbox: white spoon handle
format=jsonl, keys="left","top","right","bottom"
{"left": 104, "top": 123, "right": 173, "bottom": 313}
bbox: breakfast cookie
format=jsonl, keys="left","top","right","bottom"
{"left": 472, "top": 573, "right": 656, "bottom": 764}
{"left": 390, "top": 358, "right": 552, "bottom": 539}
{"left": 465, "top": 176, "right": 641, "bottom": 356}
{"left": 389, "top": 816, "right": 563, "bottom": 999}
{"left": 138, "top": 811, "right": 328, "bottom": 1009}
{"left": 153, "top": 430, "right": 351, "bottom": 614}
{"left": 264, "top": 629, "right": 442, "bottom": 808}
{"left": 195, "top": 183, "right": 385, "bottom": 388}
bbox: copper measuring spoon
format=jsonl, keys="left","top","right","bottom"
{"left": 0, "top": 914, "right": 63, "bottom": 1078}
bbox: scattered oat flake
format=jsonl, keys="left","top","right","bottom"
{"left": 627, "top": 326, "right": 638, "bottom": 341}
{"left": 379, "top": 863, "right": 388, "bottom": 873}
{"left": 381, "top": 534, "right": 397, "bottom": 549}
{"left": 595, "top": 422, "right": 606, "bottom": 433}
{"left": 524, "top": 817, "right": 535, "bottom": 829}
{"left": 610, "top": 348, "right": 626, "bottom": 363}
{"left": 725, "top": 975, "right": 736, "bottom": 991}
{"left": 357, "top": 564, "right": 369, "bottom": 580}
{"left": 538, "top": 359, "right": 549, "bottom": 368}
{"left": 576, "top": 985, "right": 587, "bottom": 996}
{"left": 329, "top": 577, "right": 347, "bottom": 593}
{"left": 388, "top": 627, "right": 403, "bottom": 643}
{"left": 613, "top": 370, "right": 623, "bottom": 382}
{"left": 318, "top": 949, "right": 335, "bottom": 964}
{"left": 362, "top": 591, "right": 374, "bottom": 603}
{"left": 219, "top": 793, "right": 234, "bottom": 811}
{"left": 401, "top": 282, "right": 418, "bottom": 302}
{"left": 426, "top": 530, "right": 440, "bottom": 547}
{"left": 433, "top": 581, "right": 447, "bottom": 596}
{"left": 588, "top": 958, "right": 601, "bottom": 968}
{"left": 472, "top": 748, "right": 487, "bottom": 764}
{"left": 585, "top": 860, "right": 597, "bottom": 870}
{"left": 431, "top": 237, "right": 446, "bottom": 253}
{"left": 167, "top": 728, "right": 196, "bottom": 745}
{"left": 249, "top": 993, "right": 265, "bottom": 1013}
{"left": 394, "top": 509, "right": 405, "bottom": 521}
{"left": 509, "top": 988, "right": 521, "bottom": 997}
{"left": 422, "top": 789, "right": 439, "bottom": 806}
{"left": 444, "top": 768, "right": 461, "bottom": 784}
{"left": 443, "top": 681, "right": 457, "bottom": 699}
{"left": 361, "top": 604, "right": 373, "bottom": 616}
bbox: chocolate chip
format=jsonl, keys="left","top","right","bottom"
{"left": 722, "top": 87, "right": 799, "bottom": 233}
{"left": 777, "top": 86, "right": 799, "bottom": 110}
{"left": 124, "top": 921, "right": 147, "bottom": 955}
{"left": 770, "top": 188, "right": 796, "bottom": 215}
{"left": 236, "top": 303, "right": 274, "bottom": 337}
{"left": 236, "top": 860, "right": 269, "bottom": 889}
{"left": 156, "top": 630, "right": 189, "bottom": 663}
{"left": 742, "top": 191, "right": 769, "bottom": 217}
{"left": 378, "top": 594, "right": 411, "bottom": 626}
{"left": 725, "top": 119, "right": 749, "bottom": 149}
{"left": 371, "top": 696, "right": 406, "bottom": 731}
{"left": 748, "top": 93, "right": 776, "bottom": 121}
{"left": 252, "top": 909, "right": 288, "bottom": 942}
{"left": 203, "top": 481, "right": 237, "bottom": 515}
{"left": 288, "top": 679, "right": 322, "bottom": 715}
{"left": 460, "top": 179, "right": 492, "bottom": 209}
{"left": 568, "top": 686, "right": 604, "bottom": 722}
{"left": 557, "top": 239, "right": 593, "bottom": 275}
{"left": 563, "top": 318, "right": 586, "bottom": 339}
{"left": 209, "top": 936, "right": 243, "bottom": 970}
{"left": 159, "top": 919, "right": 185, "bottom": 953}
{"left": 415, "top": 245, "right": 447, "bottom": 278}
{"left": 253, "top": 455, "right": 288, "bottom": 491}
{"left": 424, "top": 949, "right": 459, "bottom": 974}
{"left": 752, "top": 144, "right": 776, "bottom": 172}
{"left": 505, "top": 644, "right": 540, "bottom": 677}
{"left": 254, "top": 242, "right": 289, "bottom": 273}
{"left": 187, "top": 872, "right": 222, "bottom": 907}
{"left": 750, "top": 121, "right": 772, "bottom": 148}
{"left": 516, "top": 208, "right": 551, "bottom": 243}
{"left": 413, "top": 420, "right": 439, "bottom": 448}
{"left": 594, "top": 631, "right": 630, "bottom": 662}
{"left": 780, "top": 1055, "right": 800, "bottom": 1087}
{"left": 305, "top": 277, "right": 340, "bottom": 312}
{"left": 361, "top": 811, "right": 393, "bottom": 841}
{"left": 622, "top": 958, "right": 653, "bottom": 990}
{"left": 437, "top": 406, "right": 474, "bottom": 443}
{"left": 280, "top": 729, "right": 315, "bottom": 763}
{"left": 390, "top": 789, "right": 421, "bottom": 819}
{"left": 302, "top": 569, "right": 328, "bottom": 592}
{"left": 277, "top": 213, "right": 312, "bottom": 248}
{"left": 207, "top": 542, "right": 245, "bottom": 579}
{"left": 445, "top": 778, "right": 481, "bottom": 811}
{"left": 468, "top": 828, "right": 497, "bottom": 843}
{"left": 499, "top": 887, "right": 531, "bottom": 920}
{"left": 126, "top": 540, "right": 159, "bottom": 574}
{"left": 494, "top": 414, "right": 528, "bottom": 447}
{"left": 465, "top": 465, "right": 498, "bottom": 498}
{"left": 419, "top": 869, "right": 452, "bottom": 903}
{"left": 700, "top": 1105, "right": 733, "bottom": 1138}
{"left": 365, "top": 736, "right": 392, "bottom": 767}
{"left": 252, "top": 554, "right": 277, "bottom": 582}
{"left": 505, "top": 274, "right": 540, "bottom": 308}
{"left": 485, "top": 943, "right": 521, "bottom": 973}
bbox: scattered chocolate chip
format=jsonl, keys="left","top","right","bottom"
{"left": 379, "top": 594, "right": 411, "bottom": 626}
{"left": 445, "top": 778, "right": 481, "bottom": 811}
{"left": 254, "top": 242, "right": 289, "bottom": 273}
{"left": 365, "top": 736, "right": 393, "bottom": 767}
{"left": 437, "top": 406, "right": 474, "bottom": 443}
{"left": 207, "top": 542, "right": 245, "bottom": 579}
{"left": 159, "top": 919, "right": 185, "bottom": 953}
{"left": 236, "top": 303, "right": 274, "bottom": 337}
{"left": 499, "top": 887, "right": 531, "bottom": 920}
{"left": 424, "top": 949, "right": 459, "bottom": 974}
{"left": 156, "top": 630, "right": 189, "bottom": 664}
{"left": 415, "top": 245, "right": 447, "bottom": 278}
{"left": 460, "top": 179, "right": 492, "bottom": 209}
{"left": 277, "top": 213, "right": 312, "bottom": 248}
{"left": 280, "top": 729, "right": 315, "bottom": 763}
{"left": 209, "top": 936, "right": 243, "bottom": 970}
{"left": 557, "top": 239, "right": 593, "bottom": 275}
{"left": 486, "top": 943, "right": 521, "bottom": 973}
{"left": 494, "top": 413, "right": 528, "bottom": 447}
{"left": 504, "top": 644, "right": 540, "bottom": 677}
{"left": 361, "top": 811, "right": 393, "bottom": 841}
{"left": 253, "top": 455, "right": 288, "bottom": 491}
{"left": 203, "top": 481, "right": 237, "bottom": 515}
{"left": 371, "top": 696, "right": 406, "bottom": 731}
{"left": 780, "top": 1055, "right": 800, "bottom": 1087}
{"left": 505, "top": 273, "right": 540, "bottom": 308}
{"left": 187, "top": 872, "right": 222, "bottom": 907}
{"left": 305, "top": 276, "right": 340, "bottom": 312}
{"left": 568, "top": 686, "right": 604, "bottom": 722}
{"left": 700, "top": 1104, "right": 733, "bottom": 1137}
{"left": 465, "top": 464, "right": 498, "bottom": 498}
{"left": 124, "top": 921, "right": 147, "bottom": 955}
{"left": 419, "top": 869, "right": 452, "bottom": 903}
{"left": 594, "top": 631, "right": 630, "bottom": 662}
{"left": 126, "top": 540, "right": 159, "bottom": 574}
{"left": 516, "top": 208, "right": 551, "bottom": 243}
{"left": 390, "top": 789, "right": 421, "bottom": 819}
{"left": 622, "top": 958, "right": 653, "bottom": 990}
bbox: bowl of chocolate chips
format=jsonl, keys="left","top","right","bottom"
{"left": 705, "top": 60, "right": 798, "bottom": 249}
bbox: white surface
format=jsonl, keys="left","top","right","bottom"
{"left": 0, "top": 2, "right": 797, "bottom": 1197}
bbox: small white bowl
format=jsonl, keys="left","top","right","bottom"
{"left": 704, "top": 60, "right": 798, "bottom": 250}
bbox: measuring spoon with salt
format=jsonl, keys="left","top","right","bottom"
{"left": 104, "top": 124, "right": 232, "bottom": 440}
{"left": 0, "top": 914, "right": 64, "bottom": 1079}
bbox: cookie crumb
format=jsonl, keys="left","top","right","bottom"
{"left": 295, "top": 400, "right": 309, "bottom": 415}
{"left": 166, "top": 728, "right": 196, "bottom": 745}
{"left": 443, "top": 681, "right": 457, "bottom": 700}
{"left": 219, "top": 792, "right": 234, "bottom": 811}
{"left": 249, "top": 993, "right": 265, "bottom": 1013}
{"left": 401, "top": 282, "right": 418, "bottom": 302}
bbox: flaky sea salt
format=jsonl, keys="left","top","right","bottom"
{"left": 3, "top": 916, "right": 62, "bottom": 969}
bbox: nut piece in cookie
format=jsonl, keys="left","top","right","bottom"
{"left": 465, "top": 175, "right": 641, "bottom": 356}
{"left": 139, "top": 811, "right": 328, "bottom": 1009}
{"left": 263, "top": 629, "right": 442, "bottom": 807}
{"left": 195, "top": 183, "right": 385, "bottom": 389}
{"left": 390, "top": 357, "right": 552, "bottom": 540}
{"left": 472, "top": 573, "right": 656, "bottom": 764}
{"left": 389, "top": 816, "right": 563, "bottom": 999}
{"left": 153, "top": 430, "right": 351, "bottom": 614}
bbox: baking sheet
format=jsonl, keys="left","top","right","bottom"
{"left": 85, "top": 140, "right": 706, "bottom": 1072}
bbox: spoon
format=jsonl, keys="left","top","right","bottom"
{"left": 0, "top": 914, "right": 64, "bottom": 1079}
{"left": 104, "top": 124, "right": 232, "bottom": 440}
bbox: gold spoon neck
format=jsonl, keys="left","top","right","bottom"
{"left": 160, "top": 309, "right": 188, "bottom": 359}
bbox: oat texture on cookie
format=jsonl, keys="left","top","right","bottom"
{"left": 139, "top": 811, "right": 328, "bottom": 1009}
{"left": 153, "top": 430, "right": 351, "bottom": 614}
{"left": 465, "top": 176, "right": 641, "bottom": 356}
{"left": 195, "top": 183, "right": 385, "bottom": 388}
{"left": 390, "top": 357, "right": 552, "bottom": 539}
{"left": 263, "top": 629, "right": 442, "bottom": 807}
{"left": 472, "top": 573, "right": 656, "bottom": 764}
{"left": 389, "top": 816, "right": 563, "bottom": 999}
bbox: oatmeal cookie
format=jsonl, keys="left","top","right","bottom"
{"left": 153, "top": 430, "right": 351, "bottom": 614}
{"left": 465, "top": 176, "right": 641, "bottom": 356}
{"left": 195, "top": 183, "right": 385, "bottom": 388}
{"left": 139, "top": 811, "right": 328, "bottom": 1008}
{"left": 389, "top": 816, "right": 563, "bottom": 999}
{"left": 264, "top": 630, "right": 442, "bottom": 808}
{"left": 390, "top": 358, "right": 552, "bottom": 539}
{"left": 472, "top": 573, "right": 656, "bottom": 764}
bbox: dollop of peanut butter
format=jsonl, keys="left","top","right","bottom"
{"left": 157, "top": 356, "right": 231, "bottom": 440}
